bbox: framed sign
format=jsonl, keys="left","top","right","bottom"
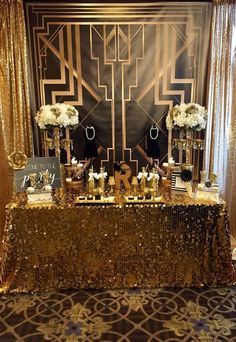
{"left": 14, "top": 157, "right": 61, "bottom": 193}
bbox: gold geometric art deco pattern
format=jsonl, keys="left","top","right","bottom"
{"left": 25, "top": 2, "right": 211, "bottom": 172}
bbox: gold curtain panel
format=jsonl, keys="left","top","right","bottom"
{"left": 0, "top": 0, "right": 32, "bottom": 157}
{"left": 0, "top": 0, "right": 32, "bottom": 243}
{"left": 0, "top": 201, "right": 234, "bottom": 293}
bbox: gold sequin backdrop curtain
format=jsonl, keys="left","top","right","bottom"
{"left": 0, "top": 0, "right": 32, "bottom": 242}
{"left": 205, "top": 0, "right": 236, "bottom": 236}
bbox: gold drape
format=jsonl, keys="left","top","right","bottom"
{"left": 205, "top": 1, "right": 236, "bottom": 236}
{"left": 0, "top": 0, "right": 32, "bottom": 242}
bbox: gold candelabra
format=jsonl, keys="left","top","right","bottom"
{"left": 42, "top": 127, "right": 73, "bottom": 163}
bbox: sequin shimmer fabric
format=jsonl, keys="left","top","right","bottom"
{"left": 0, "top": 201, "right": 234, "bottom": 293}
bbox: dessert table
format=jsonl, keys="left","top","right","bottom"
{"left": 0, "top": 195, "right": 234, "bottom": 293}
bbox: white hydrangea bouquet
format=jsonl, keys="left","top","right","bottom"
{"left": 166, "top": 103, "right": 207, "bottom": 131}
{"left": 35, "top": 103, "right": 79, "bottom": 129}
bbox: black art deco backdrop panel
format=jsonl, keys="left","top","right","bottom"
{"left": 25, "top": 2, "right": 211, "bottom": 173}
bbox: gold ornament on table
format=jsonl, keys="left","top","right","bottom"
{"left": 26, "top": 169, "right": 53, "bottom": 204}
{"left": 137, "top": 167, "right": 148, "bottom": 193}
{"left": 8, "top": 151, "right": 27, "bottom": 170}
{"left": 97, "top": 167, "right": 107, "bottom": 195}
{"left": 148, "top": 168, "right": 160, "bottom": 196}
{"left": 131, "top": 176, "right": 138, "bottom": 196}
{"left": 88, "top": 168, "right": 95, "bottom": 194}
{"left": 29, "top": 173, "right": 37, "bottom": 188}
{"left": 42, "top": 169, "right": 50, "bottom": 186}
{"left": 108, "top": 176, "right": 115, "bottom": 195}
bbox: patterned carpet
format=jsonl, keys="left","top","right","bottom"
{"left": 1, "top": 287, "right": 236, "bottom": 341}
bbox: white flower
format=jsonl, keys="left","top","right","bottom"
{"left": 166, "top": 103, "right": 207, "bottom": 131}
{"left": 35, "top": 103, "right": 79, "bottom": 129}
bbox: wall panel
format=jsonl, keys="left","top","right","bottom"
{"left": 25, "top": 2, "right": 211, "bottom": 172}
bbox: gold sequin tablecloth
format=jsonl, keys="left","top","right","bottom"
{"left": 0, "top": 201, "right": 234, "bottom": 292}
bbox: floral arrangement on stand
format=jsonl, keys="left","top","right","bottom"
{"left": 166, "top": 103, "right": 208, "bottom": 194}
{"left": 35, "top": 103, "right": 79, "bottom": 129}
{"left": 166, "top": 103, "right": 208, "bottom": 164}
{"left": 166, "top": 103, "right": 207, "bottom": 131}
{"left": 35, "top": 103, "right": 79, "bottom": 163}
